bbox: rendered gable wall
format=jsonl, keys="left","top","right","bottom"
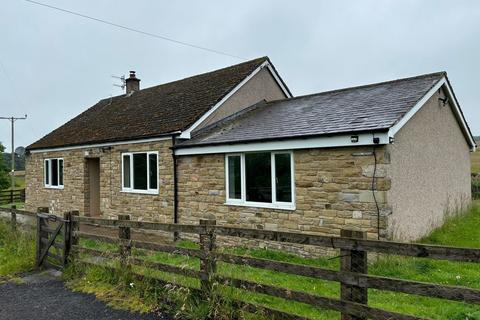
{"left": 387, "top": 88, "right": 472, "bottom": 241}
{"left": 195, "top": 67, "right": 287, "bottom": 131}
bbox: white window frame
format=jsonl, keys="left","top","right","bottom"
{"left": 44, "top": 158, "right": 64, "bottom": 189}
{"left": 225, "top": 151, "right": 295, "bottom": 210}
{"left": 121, "top": 151, "right": 159, "bottom": 195}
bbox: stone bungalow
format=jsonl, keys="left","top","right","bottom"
{"left": 25, "top": 57, "right": 476, "bottom": 246}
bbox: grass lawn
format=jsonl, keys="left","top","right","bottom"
{"left": 0, "top": 202, "right": 24, "bottom": 209}
{"left": 0, "top": 219, "right": 35, "bottom": 277}
{"left": 69, "top": 201, "right": 480, "bottom": 319}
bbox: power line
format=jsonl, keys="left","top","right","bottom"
{"left": 25, "top": 0, "right": 245, "bottom": 60}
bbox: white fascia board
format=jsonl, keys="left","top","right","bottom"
{"left": 265, "top": 64, "right": 292, "bottom": 99}
{"left": 174, "top": 132, "right": 388, "bottom": 156}
{"left": 388, "top": 77, "right": 476, "bottom": 152}
{"left": 442, "top": 81, "right": 477, "bottom": 152}
{"left": 179, "top": 61, "right": 292, "bottom": 140}
{"left": 388, "top": 78, "right": 446, "bottom": 139}
{"left": 29, "top": 135, "right": 175, "bottom": 154}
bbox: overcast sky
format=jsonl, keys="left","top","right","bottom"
{"left": 0, "top": 0, "right": 479, "bottom": 152}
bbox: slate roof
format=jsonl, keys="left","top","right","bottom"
{"left": 176, "top": 71, "right": 447, "bottom": 148}
{"left": 27, "top": 57, "right": 274, "bottom": 150}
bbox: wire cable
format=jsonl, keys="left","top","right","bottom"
{"left": 25, "top": 0, "right": 245, "bottom": 60}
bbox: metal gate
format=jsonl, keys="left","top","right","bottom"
{"left": 36, "top": 210, "right": 72, "bottom": 270}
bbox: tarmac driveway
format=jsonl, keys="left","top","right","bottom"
{"left": 0, "top": 271, "right": 168, "bottom": 320}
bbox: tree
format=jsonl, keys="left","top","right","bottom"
{"left": 0, "top": 142, "right": 10, "bottom": 190}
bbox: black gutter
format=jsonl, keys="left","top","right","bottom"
{"left": 171, "top": 135, "right": 180, "bottom": 242}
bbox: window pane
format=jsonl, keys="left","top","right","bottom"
{"left": 51, "top": 159, "right": 59, "bottom": 186}
{"left": 227, "top": 156, "right": 241, "bottom": 199}
{"left": 133, "top": 153, "right": 147, "bottom": 190}
{"left": 275, "top": 154, "right": 292, "bottom": 202}
{"left": 123, "top": 155, "right": 131, "bottom": 188}
{"left": 245, "top": 153, "right": 271, "bottom": 203}
{"left": 45, "top": 160, "right": 50, "bottom": 185}
{"left": 59, "top": 159, "right": 64, "bottom": 186}
{"left": 149, "top": 154, "right": 158, "bottom": 189}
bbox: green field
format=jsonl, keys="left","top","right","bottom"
{"left": 473, "top": 149, "right": 480, "bottom": 175}
{"left": 68, "top": 201, "right": 480, "bottom": 319}
{"left": 2, "top": 175, "right": 25, "bottom": 191}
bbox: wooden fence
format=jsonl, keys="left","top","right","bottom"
{"left": 1, "top": 207, "right": 480, "bottom": 319}
{"left": 71, "top": 215, "right": 480, "bottom": 320}
{"left": 0, "top": 188, "right": 25, "bottom": 205}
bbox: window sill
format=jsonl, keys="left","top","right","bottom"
{"left": 225, "top": 201, "right": 295, "bottom": 211}
{"left": 121, "top": 189, "right": 159, "bottom": 195}
{"left": 44, "top": 186, "right": 64, "bottom": 190}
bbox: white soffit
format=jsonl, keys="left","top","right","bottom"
{"left": 174, "top": 132, "right": 389, "bottom": 156}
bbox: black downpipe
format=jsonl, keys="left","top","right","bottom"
{"left": 171, "top": 135, "right": 179, "bottom": 241}
{"left": 371, "top": 134, "right": 380, "bottom": 240}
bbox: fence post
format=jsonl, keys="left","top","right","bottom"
{"left": 118, "top": 214, "right": 131, "bottom": 267}
{"left": 63, "top": 211, "right": 72, "bottom": 267}
{"left": 70, "top": 210, "right": 80, "bottom": 264}
{"left": 199, "top": 217, "right": 217, "bottom": 298}
{"left": 340, "top": 229, "right": 368, "bottom": 320}
{"left": 36, "top": 207, "right": 49, "bottom": 269}
{"left": 10, "top": 189, "right": 13, "bottom": 205}
{"left": 10, "top": 204, "right": 16, "bottom": 231}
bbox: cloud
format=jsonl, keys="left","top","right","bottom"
{"left": 0, "top": 0, "right": 478, "bottom": 151}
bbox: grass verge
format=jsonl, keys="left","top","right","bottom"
{"left": 0, "top": 219, "right": 35, "bottom": 277}
{"left": 66, "top": 201, "right": 480, "bottom": 319}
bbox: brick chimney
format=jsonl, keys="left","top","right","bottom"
{"left": 125, "top": 71, "right": 140, "bottom": 95}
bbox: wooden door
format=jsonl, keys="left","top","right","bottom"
{"left": 87, "top": 158, "right": 100, "bottom": 216}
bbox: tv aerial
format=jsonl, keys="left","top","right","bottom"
{"left": 112, "top": 75, "right": 126, "bottom": 90}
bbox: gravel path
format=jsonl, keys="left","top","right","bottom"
{"left": 0, "top": 271, "right": 169, "bottom": 320}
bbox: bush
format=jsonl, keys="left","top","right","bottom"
{"left": 0, "top": 143, "right": 10, "bottom": 190}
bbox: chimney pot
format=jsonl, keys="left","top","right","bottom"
{"left": 125, "top": 70, "right": 140, "bottom": 95}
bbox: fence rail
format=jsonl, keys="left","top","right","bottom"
{"left": 2, "top": 207, "right": 480, "bottom": 319}
{"left": 0, "top": 188, "right": 25, "bottom": 205}
{"left": 70, "top": 213, "right": 480, "bottom": 320}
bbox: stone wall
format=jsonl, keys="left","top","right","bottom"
{"left": 177, "top": 147, "right": 391, "bottom": 256}
{"left": 25, "top": 139, "right": 175, "bottom": 222}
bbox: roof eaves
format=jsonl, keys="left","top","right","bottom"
{"left": 27, "top": 131, "right": 181, "bottom": 152}
{"left": 174, "top": 128, "right": 390, "bottom": 150}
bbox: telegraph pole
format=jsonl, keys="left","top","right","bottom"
{"left": 0, "top": 115, "right": 27, "bottom": 196}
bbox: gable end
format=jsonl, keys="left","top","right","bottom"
{"left": 388, "top": 76, "right": 476, "bottom": 152}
